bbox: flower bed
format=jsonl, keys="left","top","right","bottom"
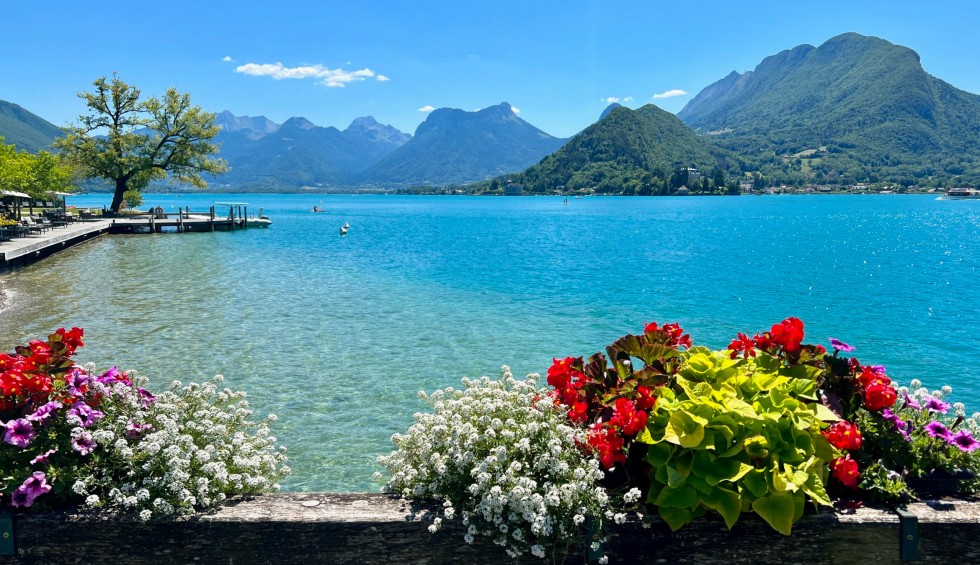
{"left": 1, "top": 328, "right": 289, "bottom": 518}
{"left": 380, "top": 318, "right": 980, "bottom": 562}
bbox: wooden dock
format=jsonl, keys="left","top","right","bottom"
{"left": 1, "top": 206, "right": 269, "bottom": 272}
{"left": 0, "top": 220, "right": 112, "bottom": 272}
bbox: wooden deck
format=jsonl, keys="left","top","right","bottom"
{"left": 0, "top": 220, "right": 112, "bottom": 272}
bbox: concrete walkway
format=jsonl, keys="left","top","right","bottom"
{"left": 0, "top": 220, "right": 112, "bottom": 269}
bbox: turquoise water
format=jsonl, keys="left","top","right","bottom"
{"left": 1, "top": 193, "right": 978, "bottom": 491}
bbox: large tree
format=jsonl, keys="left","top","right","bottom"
{"left": 55, "top": 75, "right": 227, "bottom": 213}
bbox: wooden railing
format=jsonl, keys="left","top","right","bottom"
{"left": 3, "top": 493, "right": 980, "bottom": 564}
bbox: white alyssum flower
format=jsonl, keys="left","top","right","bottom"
{"left": 378, "top": 368, "right": 611, "bottom": 560}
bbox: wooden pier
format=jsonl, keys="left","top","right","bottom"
{"left": 0, "top": 205, "right": 269, "bottom": 272}
{"left": 0, "top": 220, "right": 112, "bottom": 272}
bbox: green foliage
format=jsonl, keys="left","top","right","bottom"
{"left": 0, "top": 100, "right": 62, "bottom": 153}
{"left": 123, "top": 189, "right": 143, "bottom": 209}
{"left": 638, "top": 349, "right": 834, "bottom": 534}
{"left": 501, "top": 105, "right": 725, "bottom": 195}
{"left": 0, "top": 136, "right": 75, "bottom": 199}
{"left": 680, "top": 33, "right": 980, "bottom": 186}
{"left": 54, "top": 75, "right": 227, "bottom": 213}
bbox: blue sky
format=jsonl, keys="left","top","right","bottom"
{"left": 4, "top": 1, "right": 979, "bottom": 138}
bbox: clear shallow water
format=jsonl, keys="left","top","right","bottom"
{"left": 1, "top": 193, "right": 977, "bottom": 491}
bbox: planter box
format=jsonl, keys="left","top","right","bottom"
{"left": 3, "top": 493, "right": 980, "bottom": 564}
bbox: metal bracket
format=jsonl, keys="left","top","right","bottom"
{"left": 0, "top": 512, "right": 13, "bottom": 556}
{"left": 894, "top": 507, "right": 918, "bottom": 561}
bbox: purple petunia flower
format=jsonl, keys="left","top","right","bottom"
{"left": 902, "top": 392, "right": 922, "bottom": 411}
{"left": 125, "top": 421, "right": 154, "bottom": 439}
{"left": 66, "top": 368, "right": 92, "bottom": 398}
{"left": 3, "top": 418, "right": 36, "bottom": 448}
{"left": 27, "top": 401, "right": 63, "bottom": 425}
{"left": 925, "top": 420, "right": 953, "bottom": 440}
{"left": 882, "top": 409, "right": 912, "bottom": 442}
{"left": 72, "top": 431, "right": 97, "bottom": 455}
{"left": 30, "top": 448, "right": 57, "bottom": 466}
{"left": 829, "top": 338, "right": 855, "bottom": 352}
{"left": 924, "top": 398, "right": 951, "bottom": 414}
{"left": 949, "top": 429, "right": 980, "bottom": 452}
{"left": 96, "top": 366, "right": 130, "bottom": 386}
{"left": 137, "top": 388, "right": 156, "bottom": 407}
{"left": 870, "top": 365, "right": 887, "bottom": 375}
{"left": 68, "top": 402, "right": 104, "bottom": 428}
{"left": 9, "top": 488, "right": 31, "bottom": 508}
{"left": 14, "top": 471, "right": 52, "bottom": 507}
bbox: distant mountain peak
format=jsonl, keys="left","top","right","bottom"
{"left": 599, "top": 102, "right": 623, "bottom": 121}
{"left": 281, "top": 117, "right": 317, "bottom": 130}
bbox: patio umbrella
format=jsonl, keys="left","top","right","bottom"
{"left": 1, "top": 190, "right": 30, "bottom": 220}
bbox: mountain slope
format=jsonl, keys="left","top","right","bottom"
{"left": 0, "top": 100, "right": 63, "bottom": 152}
{"left": 213, "top": 113, "right": 410, "bottom": 189}
{"left": 358, "top": 102, "right": 567, "bottom": 185}
{"left": 511, "top": 104, "right": 721, "bottom": 193}
{"left": 678, "top": 32, "right": 980, "bottom": 183}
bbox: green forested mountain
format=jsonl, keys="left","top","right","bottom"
{"left": 358, "top": 103, "right": 568, "bottom": 186}
{"left": 678, "top": 32, "right": 980, "bottom": 185}
{"left": 507, "top": 104, "right": 723, "bottom": 194}
{"left": 0, "top": 100, "right": 62, "bottom": 153}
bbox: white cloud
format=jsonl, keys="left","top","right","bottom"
{"left": 235, "top": 62, "right": 379, "bottom": 88}
{"left": 652, "top": 89, "right": 687, "bottom": 99}
{"left": 511, "top": 106, "right": 520, "bottom": 114}
{"left": 376, "top": 74, "right": 390, "bottom": 82}
{"left": 605, "top": 96, "right": 620, "bottom": 103}
{"left": 624, "top": 96, "right": 634, "bottom": 102}
{"left": 418, "top": 105, "right": 435, "bottom": 112}
{"left": 222, "top": 56, "right": 233, "bottom": 62}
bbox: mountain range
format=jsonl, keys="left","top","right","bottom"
{"left": 4, "top": 32, "right": 980, "bottom": 190}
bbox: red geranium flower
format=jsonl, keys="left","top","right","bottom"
{"left": 547, "top": 357, "right": 576, "bottom": 389}
{"left": 769, "top": 317, "right": 805, "bottom": 353}
{"left": 728, "top": 333, "right": 757, "bottom": 360}
{"left": 863, "top": 382, "right": 897, "bottom": 411}
{"left": 635, "top": 386, "right": 656, "bottom": 411}
{"left": 610, "top": 398, "right": 648, "bottom": 436}
{"left": 830, "top": 455, "right": 860, "bottom": 489}
{"left": 587, "top": 425, "right": 626, "bottom": 469}
{"left": 752, "top": 332, "right": 774, "bottom": 351}
{"left": 568, "top": 400, "right": 590, "bottom": 424}
{"left": 823, "top": 421, "right": 863, "bottom": 451}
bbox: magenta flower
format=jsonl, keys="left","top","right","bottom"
{"left": 66, "top": 369, "right": 92, "bottom": 398}
{"left": 12, "top": 471, "right": 52, "bottom": 507}
{"left": 902, "top": 392, "right": 921, "bottom": 411}
{"left": 924, "top": 398, "right": 951, "bottom": 414}
{"left": 829, "top": 338, "right": 855, "bottom": 352}
{"left": 137, "top": 388, "right": 156, "bottom": 407}
{"left": 68, "top": 402, "right": 104, "bottom": 428}
{"left": 882, "top": 409, "right": 911, "bottom": 442}
{"left": 949, "top": 430, "right": 980, "bottom": 452}
{"left": 3, "top": 418, "right": 37, "bottom": 447}
{"left": 72, "top": 431, "right": 97, "bottom": 455}
{"left": 27, "top": 401, "right": 63, "bottom": 425}
{"left": 125, "top": 421, "right": 154, "bottom": 439}
{"left": 30, "top": 448, "right": 57, "bottom": 466}
{"left": 924, "top": 421, "right": 952, "bottom": 440}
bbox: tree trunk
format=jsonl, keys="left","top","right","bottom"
{"left": 109, "top": 178, "right": 127, "bottom": 215}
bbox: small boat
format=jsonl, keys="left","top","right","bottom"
{"left": 312, "top": 206, "right": 325, "bottom": 213}
{"left": 340, "top": 221, "right": 349, "bottom": 236}
{"left": 938, "top": 188, "right": 980, "bottom": 200}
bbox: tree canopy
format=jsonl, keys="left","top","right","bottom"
{"left": 54, "top": 75, "right": 227, "bottom": 213}
{"left": 0, "top": 136, "right": 75, "bottom": 200}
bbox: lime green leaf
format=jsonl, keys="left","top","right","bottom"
{"left": 655, "top": 485, "right": 698, "bottom": 508}
{"left": 700, "top": 488, "right": 743, "bottom": 530}
{"left": 664, "top": 410, "right": 706, "bottom": 448}
{"left": 741, "top": 469, "right": 770, "bottom": 498}
{"left": 724, "top": 397, "right": 760, "bottom": 419}
{"left": 812, "top": 403, "right": 841, "bottom": 422}
{"left": 659, "top": 506, "right": 695, "bottom": 532}
{"left": 751, "top": 493, "right": 796, "bottom": 535}
{"left": 802, "top": 470, "right": 832, "bottom": 506}
{"left": 635, "top": 425, "right": 655, "bottom": 445}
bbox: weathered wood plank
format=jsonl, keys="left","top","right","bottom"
{"left": 3, "top": 494, "right": 979, "bottom": 564}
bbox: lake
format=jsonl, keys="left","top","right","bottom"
{"left": 1, "top": 193, "right": 977, "bottom": 491}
